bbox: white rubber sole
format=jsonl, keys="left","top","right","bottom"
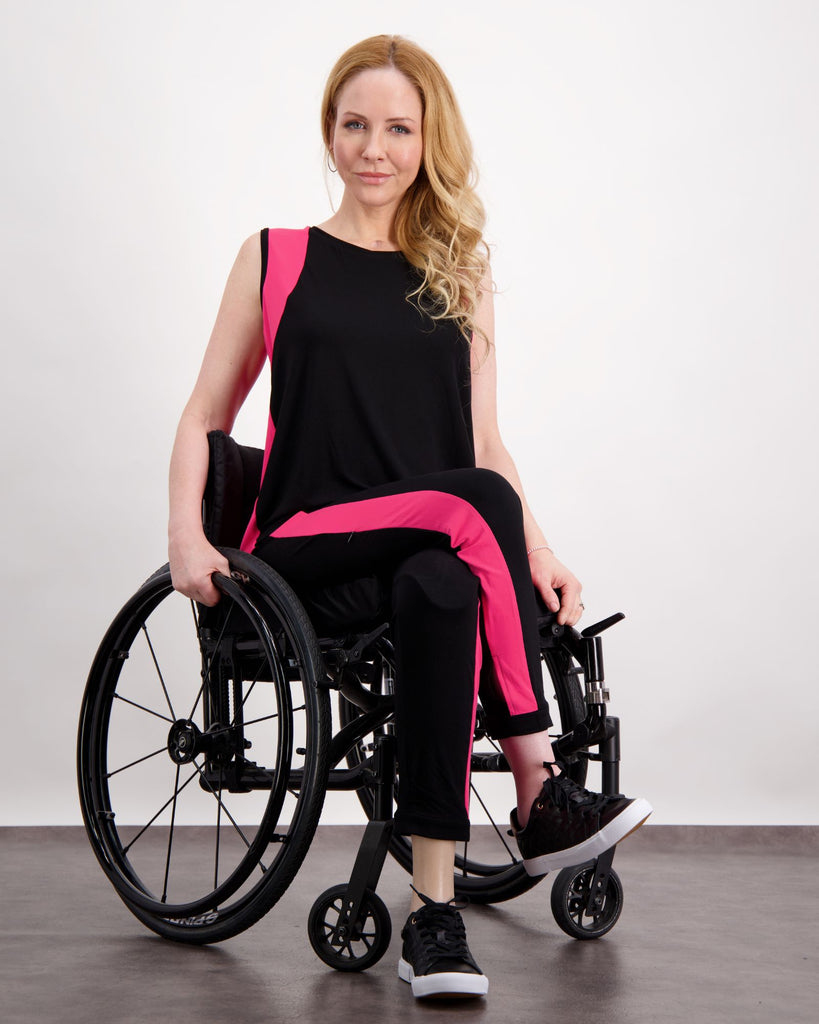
{"left": 521, "top": 797, "right": 653, "bottom": 876}
{"left": 398, "top": 958, "right": 489, "bottom": 998}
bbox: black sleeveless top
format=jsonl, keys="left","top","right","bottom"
{"left": 242, "top": 226, "right": 476, "bottom": 551}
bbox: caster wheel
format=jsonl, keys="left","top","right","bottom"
{"left": 551, "top": 861, "right": 623, "bottom": 939}
{"left": 308, "top": 884, "right": 392, "bottom": 971}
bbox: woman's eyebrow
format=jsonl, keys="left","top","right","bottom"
{"left": 341, "top": 110, "right": 418, "bottom": 124}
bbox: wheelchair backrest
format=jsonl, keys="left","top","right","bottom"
{"left": 203, "top": 430, "right": 264, "bottom": 547}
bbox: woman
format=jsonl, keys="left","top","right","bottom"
{"left": 168, "top": 34, "right": 651, "bottom": 999}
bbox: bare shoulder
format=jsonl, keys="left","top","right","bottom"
{"left": 235, "top": 231, "right": 263, "bottom": 271}
{"left": 218, "top": 232, "right": 263, "bottom": 304}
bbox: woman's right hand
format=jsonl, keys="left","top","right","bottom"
{"left": 169, "top": 532, "right": 232, "bottom": 607}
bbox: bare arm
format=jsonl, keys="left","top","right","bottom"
{"left": 168, "top": 234, "right": 266, "bottom": 605}
{"left": 470, "top": 272, "right": 583, "bottom": 627}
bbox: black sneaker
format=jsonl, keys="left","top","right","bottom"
{"left": 510, "top": 764, "right": 652, "bottom": 876}
{"left": 398, "top": 893, "right": 488, "bottom": 999}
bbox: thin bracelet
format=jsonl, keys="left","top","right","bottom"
{"left": 526, "top": 544, "right": 554, "bottom": 556}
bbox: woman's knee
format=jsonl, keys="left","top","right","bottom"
{"left": 392, "top": 548, "right": 478, "bottom": 613}
{"left": 458, "top": 467, "right": 523, "bottom": 522}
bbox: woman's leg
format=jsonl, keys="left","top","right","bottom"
{"left": 390, "top": 547, "right": 481, "bottom": 842}
{"left": 498, "top": 731, "right": 559, "bottom": 828}
{"left": 388, "top": 547, "right": 474, "bottom": 912}
{"left": 409, "top": 837, "right": 456, "bottom": 909}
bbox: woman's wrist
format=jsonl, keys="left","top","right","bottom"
{"left": 526, "top": 543, "right": 553, "bottom": 557}
{"left": 168, "top": 516, "right": 205, "bottom": 545}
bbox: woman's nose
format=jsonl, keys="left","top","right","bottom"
{"left": 360, "top": 130, "right": 385, "bottom": 162}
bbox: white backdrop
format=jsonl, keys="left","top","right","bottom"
{"left": 2, "top": 0, "right": 816, "bottom": 825}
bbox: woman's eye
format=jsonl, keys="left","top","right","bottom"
{"left": 390, "top": 124, "right": 411, "bottom": 134}
{"left": 344, "top": 120, "right": 365, "bottom": 130}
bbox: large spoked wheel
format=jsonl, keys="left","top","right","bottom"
{"left": 308, "top": 884, "right": 392, "bottom": 971}
{"left": 77, "top": 549, "right": 331, "bottom": 944}
{"left": 339, "top": 634, "right": 588, "bottom": 905}
{"left": 550, "top": 862, "right": 624, "bottom": 939}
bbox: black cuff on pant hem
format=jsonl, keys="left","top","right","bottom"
{"left": 394, "top": 814, "right": 471, "bottom": 843}
{"left": 485, "top": 708, "right": 553, "bottom": 740}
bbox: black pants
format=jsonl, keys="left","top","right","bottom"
{"left": 253, "top": 467, "right": 552, "bottom": 841}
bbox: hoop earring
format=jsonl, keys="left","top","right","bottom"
{"left": 326, "top": 150, "right": 337, "bottom": 173}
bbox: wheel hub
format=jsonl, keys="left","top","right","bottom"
{"left": 167, "top": 719, "right": 203, "bottom": 764}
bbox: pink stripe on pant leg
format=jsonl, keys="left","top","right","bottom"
{"left": 271, "top": 491, "right": 538, "bottom": 716}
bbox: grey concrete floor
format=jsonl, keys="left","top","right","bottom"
{"left": 1, "top": 825, "right": 816, "bottom": 1024}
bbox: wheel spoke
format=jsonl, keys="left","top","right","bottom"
{"left": 241, "top": 712, "right": 280, "bottom": 728}
{"left": 469, "top": 781, "right": 519, "bottom": 863}
{"left": 161, "top": 763, "right": 181, "bottom": 903}
{"left": 214, "top": 768, "right": 223, "bottom": 890}
{"left": 233, "top": 655, "right": 269, "bottom": 724}
{"left": 121, "top": 768, "right": 199, "bottom": 855}
{"left": 112, "top": 693, "right": 174, "bottom": 724}
{"left": 188, "top": 602, "right": 235, "bottom": 722}
{"left": 141, "top": 624, "right": 176, "bottom": 720}
{"left": 107, "top": 746, "right": 167, "bottom": 779}
{"left": 236, "top": 677, "right": 258, "bottom": 717}
{"left": 191, "top": 758, "right": 268, "bottom": 872}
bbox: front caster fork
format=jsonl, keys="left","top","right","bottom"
{"left": 585, "top": 844, "right": 617, "bottom": 916}
{"left": 309, "top": 733, "right": 396, "bottom": 969}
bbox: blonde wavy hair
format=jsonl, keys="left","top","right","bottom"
{"left": 321, "top": 35, "right": 491, "bottom": 351}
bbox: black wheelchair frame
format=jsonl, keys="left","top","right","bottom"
{"left": 77, "top": 432, "right": 631, "bottom": 969}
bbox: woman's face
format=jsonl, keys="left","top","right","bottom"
{"left": 330, "top": 67, "right": 424, "bottom": 214}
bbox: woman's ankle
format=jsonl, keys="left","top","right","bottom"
{"left": 409, "top": 836, "right": 456, "bottom": 911}
{"left": 515, "top": 762, "right": 561, "bottom": 829}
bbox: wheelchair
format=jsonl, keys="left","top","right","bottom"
{"left": 77, "top": 430, "right": 631, "bottom": 970}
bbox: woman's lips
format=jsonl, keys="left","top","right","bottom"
{"left": 356, "top": 172, "right": 390, "bottom": 184}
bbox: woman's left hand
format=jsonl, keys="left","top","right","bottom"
{"left": 528, "top": 549, "right": 584, "bottom": 627}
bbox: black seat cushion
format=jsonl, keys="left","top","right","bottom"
{"left": 295, "top": 575, "right": 388, "bottom": 636}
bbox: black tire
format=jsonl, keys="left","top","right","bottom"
{"left": 550, "top": 862, "right": 623, "bottom": 939}
{"left": 339, "top": 634, "right": 588, "bottom": 905}
{"left": 308, "top": 884, "right": 392, "bottom": 971}
{"left": 77, "top": 549, "right": 331, "bottom": 944}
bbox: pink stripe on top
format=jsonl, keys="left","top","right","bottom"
{"left": 271, "top": 491, "right": 538, "bottom": 716}
{"left": 241, "top": 228, "right": 310, "bottom": 553}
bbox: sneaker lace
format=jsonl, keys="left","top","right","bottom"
{"left": 547, "top": 770, "right": 612, "bottom": 818}
{"left": 407, "top": 887, "right": 472, "bottom": 970}
{"left": 412, "top": 905, "right": 471, "bottom": 964}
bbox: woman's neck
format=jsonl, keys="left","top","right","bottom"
{"left": 318, "top": 202, "right": 400, "bottom": 251}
